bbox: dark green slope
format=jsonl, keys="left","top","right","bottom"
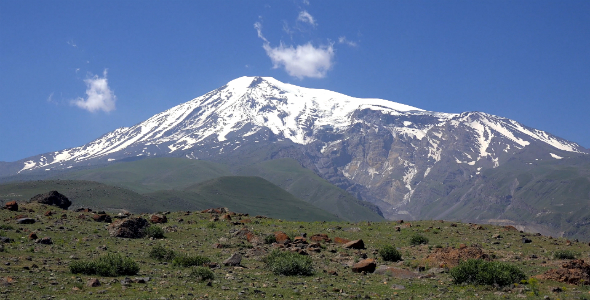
{"left": 57, "top": 158, "right": 231, "bottom": 193}
{"left": 147, "top": 176, "right": 342, "bottom": 222}
{"left": 0, "top": 180, "right": 157, "bottom": 213}
{"left": 237, "top": 158, "right": 383, "bottom": 222}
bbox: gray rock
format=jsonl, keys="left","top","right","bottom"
{"left": 223, "top": 253, "right": 242, "bottom": 266}
{"left": 16, "top": 218, "right": 35, "bottom": 224}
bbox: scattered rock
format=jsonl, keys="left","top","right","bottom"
{"left": 29, "top": 191, "right": 71, "bottom": 210}
{"left": 334, "top": 237, "right": 351, "bottom": 244}
{"left": 120, "top": 277, "right": 133, "bottom": 286}
{"left": 150, "top": 214, "right": 167, "bottom": 224}
{"left": 44, "top": 210, "right": 53, "bottom": 216}
{"left": 86, "top": 278, "right": 101, "bottom": 287}
{"left": 4, "top": 201, "right": 18, "bottom": 211}
{"left": 107, "top": 217, "right": 150, "bottom": 238}
{"left": 232, "top": 227, "right": 250, "bottom": 239}
{"left": 16, "top": 218, "right": 35, "bottom": 224}
{"left": 352, "top": 258, "right": 376, "bottom": 273}
{"left": 391, "top": 284, "right": 406, "bottom": 290}
{"left": 0, "top": 237, "right": 13, "bottom": 243}
{"left": 343, "top": 239, "right": 365, "bottom": 249}
{"left": 522, "top": 238, "right": 532, "bottom": 244}
{"left": 28, "top": 233, "right": 38, "bottom": 240}
{"left": 223, "top": 253, "right": 242, "bottom": 266}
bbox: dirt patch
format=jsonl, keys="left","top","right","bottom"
{"left": 537, "top": 259, "right": 590, "bottom": 285}
{"left": 424, "top": 246, "right": 490, "bottom": 268}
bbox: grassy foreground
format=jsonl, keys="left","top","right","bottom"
{"left": 0, "top": 202, "right": 589, "bottom": 299}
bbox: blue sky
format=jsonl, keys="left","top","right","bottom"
{"left": 1, "top": 1, "right": 589, "bottom": 162}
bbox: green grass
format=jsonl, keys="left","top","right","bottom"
{"left": 172, "top": 254, "right": 211, "bottom": 268}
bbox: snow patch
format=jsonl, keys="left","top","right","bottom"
{"left": 549, "top": 153, "right": 563, "bottom": 159}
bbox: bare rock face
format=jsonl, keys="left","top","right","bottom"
{"left": 107, "top": 217, "right": 150, "bottom": 238}
{"left": 29, "top": 191, "right": 71, "bottom": 210}
{"left": 4, "top": 201, "right": 18, "bottom": 211}
{"left": 352, "top": 258, "right": 376, "bottom": 273}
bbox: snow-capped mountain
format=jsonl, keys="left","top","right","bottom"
{"left": 3, "top": 76, "right": 589, "bottom": 232}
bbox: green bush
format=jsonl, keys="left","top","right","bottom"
{"left": 172, "top": 254, "right": 211, "bottom": 268}
{"left": 149, "top": 244, "right": 176, "bottom": 262}
{"left": 379, "top": 245, "right": 402, "bottom": 262}
{"left": 553, "top": 250, "right": 577, "bottom": 260}
{"left": 264, "top": 234, "right": 277, "bottom": 244}
{"left": 190, "top": 266, "right": 215, "bottom": 281}
{"left": 409, "top": 234, "right": 429, "bottom": 246}
{"left": 450, "top": 259, "right": 526, "bottom": 286}
{"left": 264, "top": 250, "right": 314, "bottom": 276}
{"left": 0, "top": 224, "right": 14, "bottom": 230}
{"left": 69, "top": 253, "right": 139, "bottom": 277}
{"left": 145, "top": 225, "right": 165, "bottom": 239}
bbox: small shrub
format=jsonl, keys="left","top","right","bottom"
{"left": 264, "top": 234, "right": 276, "bottom": 244}
{"left": 145, "top": 225, "right": 165, "bottom": 239}
{"left": 0, "top": 224, "right": 14, "bottom": 230}
{"left": 264, "top": 250, "right": 314, "bottom": 276}
{"left": 190, "top": 266, "right": 215, "bottom": 281}
{"left": 70, "top": 253, "right": 139, "bottom": 277}
{"left": 553, "top": 250, "right": 577, "bottom": 260}
{"left": 379, "top": 245, "right": 402, "bottom": 262}
{"left": 206, "top": 222, "right": 216, "bottom": 229}
{"left": 409, "top": 234, "right": 429, "bottom": 246}
{"left": 450, "top": 259, "right": 526, "bottom": 287}
{"left": 149, "top": 244, "right": 176, "bottom": 261}
{"left": 172, "top": 254, "right": 211, "bottom": 268}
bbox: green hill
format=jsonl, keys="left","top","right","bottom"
{"left": 237, "top": 158, "right": 383, "bottom": 221}
{"left": 147, "top": 176, "right": 342, "bottom": 222}
{"left": 57, "top": 158, "right": 231, "bottom": 193}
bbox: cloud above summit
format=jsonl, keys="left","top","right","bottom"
{"left": 72, "top": 70, "right": 116, "bottom": 113}
{"left": 254, "top": 15, "right": 334, "bottom": 79}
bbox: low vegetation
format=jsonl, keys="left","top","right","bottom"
{"left": 409, "top": 233, "right": 429, "bottom": 245}
{"left": 553, "top": 249, "right": 578, "bottom": 260}
{"left": 379, "top": 245, "right": 402, "bottom": 262}
{"left": 189, "top": 266, "right": 215, "bottom": 281}
{"left": 264, "top": 250, "right": 314, "bottom": 276}
{"left": 145, "top": 225, "right": 165, "bottom": 239}
{"left": 450, "top": 259, "right": 526, "bottom": 286}
{"left": 69, "top": 253, "right": 139, "bottom": 277}
{"left": 171, "top": 254, "right": 211, "bottom": 268}
{"left": 148, "top": 244, "right": 176, "bottom": 261}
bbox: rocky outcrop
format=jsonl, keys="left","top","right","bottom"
{"left": 29, "top": 191, "right": 71, "bottom": 210}
{"left": 4, "top": 201, "right": 18, "bottom": 211}
{"left": 107, "top": 217, "right": 149, "bottom": 238}
{"left": 150, "top": 214, "right": 167, "bottom": 224}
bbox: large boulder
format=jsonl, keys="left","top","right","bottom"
{"left": 150, "top": 214, "right": 167, "bottom": 224}
{"left": 29, "top": 191, "right": 71, "bottom": 210}
{"left": 352, "top": 258, "right": 377, "bottom": 273}
{"left": 4, "top": 201, "right": 18, "bottom": 211}
{"left": 107, "top": 217, "right": 150, "bottom": 238}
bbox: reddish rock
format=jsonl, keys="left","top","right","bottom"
{"left": 425, "top": 246, "right": 490, "bottom": 268}
{"left": 343, "top": 239, "right": 365, "bottom": 249}
{"left": 14, "top": 214, "right": 27, "bottom": 219}
{"left": 246, "top": 232, "right": 262, "bottom": 244}
{"left": 44, "top": 210, "right": 53, "bottom": 216}
{"left": 274, "top": 231, "right": 291, "bottom": 244}
{"left": 4, "top": 201, "right": 18, "bottom": 211}
{"left": 150, "top": 214, "right": 167, "bottom": 224}
{"left": 220, "top": 214, "right": 232, "bottom": 221}
{"left": 538, "top": 259, "right": 590, "bottom": 285}
{"left": 503, "top": 225, "right": 518, "bottom": 231}
{"left": 310, "top": 234, "right": 331, "bottom": 243}
{"left": 239, "top": 218, "right": 252, "bottom": 224}
{"left": 28, "top": 233, "right": 38, "bottom": 240}
{"left": 334, "top": 237, "right": 351, "bottom": 244}
{"left": 92, "top": 214, "right": 112, "bottom": 223}
{"left": 352, "top": 258, "right": 376, "bottom": 273}
{"left": 395, "top": 226, "right": 401, "bottom": 232}
{"left": 77, "top": 214, "right": 86, "bottom": 220}
{"left": 212, "top": 243, "right": 224, "bottom": 249}
{"left": 459, "top": 243, "right": 467, "bottom": 249}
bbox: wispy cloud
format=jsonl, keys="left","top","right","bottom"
{"left": 338, "top": 36, "right": 358, "bottom": 47}
{"left": 47, "top": 92, "right": 57, "bottom": 105}
{"left": 297, "top": 11, "right": 316, "bottom": 27}
{"left": 72, "top": 70, "right": 116, "bottom": 113}
{"left": 67, "top": 39, "right": 77, "bottom": 48}
{"left": 255, "top": 22, "right": 334, "bottom": 79}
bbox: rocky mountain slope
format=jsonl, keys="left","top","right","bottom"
{"left": 2, "top": 76, "right": 589, "bottom": 238}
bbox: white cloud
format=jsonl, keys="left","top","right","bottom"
{"left": 338, "top": 36, "right": 358, "bottom": 47}
{"left": 297, "top": 11, "right": 316, "bottom": 26}
{"left": 47, "top": 92, "right": 57, "bottom": 104}
{"left": 67, "top": 39, "right": 77, "bottom": 48}
{"left": 72, "top": 70, "right": 116, "bottom": 113}
{"left": 255, "top": 22, "right": 334, "bottom": 79}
